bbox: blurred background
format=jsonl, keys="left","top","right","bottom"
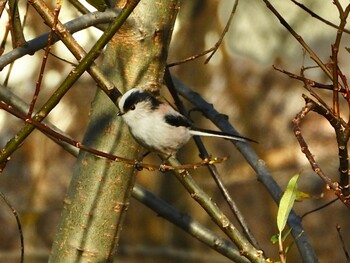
{"left": 0, "top": 0, "right": 350, "bottom": 262}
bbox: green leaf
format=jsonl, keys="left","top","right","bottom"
{"left": 277, "top": 174, "right": 300, "bottom": 232}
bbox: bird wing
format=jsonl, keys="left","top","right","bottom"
{"left": 164, "top": 114, "right": 191, "bottom": 128}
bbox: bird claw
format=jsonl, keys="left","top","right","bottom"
{"left": 134, "top": 161, "right": 144, "bottom": 171}
{"left": 158, "top": 163, "right": 167, "bottom": 173}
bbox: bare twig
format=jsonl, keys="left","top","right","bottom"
{"left": 291, "top": 0, "right": 350, "bottom": 34}
{"left": 0, "top": 2, "right": 138, "bottom": 170}
{"left": 300, "top": 198, "right": 338, "bottom": 220}
{"left": 165, "top": 68, "right": 261, "bottom": 250}
{"left": 273, "top": 65, "right": 345, "bottom": 92}
{"left": 0, "top": 100, "right": 228, "bottom": 171}
{"left": 28, "top": 0, "right": 63, "bottom": 117}
{"left": 0, "top": 191, "right": 24, "bottom": 263}
{"left": 173, "top": 77, "right": 318, "bottom": 262}
{"left": 168, "top": 0, "right": 239, "bottom": 67}
{"left": 205, "top": 0, "right": 239, "bottom": 63}
{"left": 132, "top": 184, "right": 251, "bottom": 263}
{"left": 0, "top": 12, "right": 10, "bottom": 56}
{"left": 167, "top": 48, "right": 215, "bottom": 67}
{"left": 167, "top": 157, "right": 265, "bottom": 263}
{"left": 0, "top": 10, "right": 119, "bottom": 70}
{"left": 8, "top": 0, "right": 26, "bottom": 47}
{"left": 262, "top": 0, "right": 333, "bottom": 83}
{"left": 330, "top": 1, "right": 350, "bottom": 117}
{"left": 0, "top": 83, "right": 249, "bottom": 263}
{"left": 0, "top": 0, "right": 8, "bottom": 17}
{"left": 336, "top": 224, "right": 350, "bottom": 263}
{"left": 292, "top": 95, "right": 350, "bottom": 207}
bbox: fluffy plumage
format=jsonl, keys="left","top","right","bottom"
{"left": 118, "top": 88, "right": 255, "bottom": 156}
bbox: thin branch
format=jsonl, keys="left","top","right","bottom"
{"left": 0, "top": 2, "right": 138, "bottom": 170}
{"left": 28, "top": 0, "right": 119, "bottom": 98}
{"left": 0, "top": 10, "right": 118, "bottom": 70}
{"left": 28, "top": 0, "right": 63, "bottom": 117}
{"left": 0, "top": 191, "right": 24, "bottom": 263}
{"left": 132, "top": 184, "right": 250, "bottom": 263}
{"left": 172, "top": 77, "right": 318, "bottom": 262}
{"left": 0, "top": 9, "right": 10, "bottom": 56}
{"left": 262, "top": 0, "right": 333, "bottom": 83}
{"left": 331, "top": 1, "right": 350, "bottom": 117}
{"left": 336, "top": 224, "right": 350, "bottom": 263}
{"left": 332, "top": 2, "right": 350, "bottom": 194}
{"left": 273, "top": 65, "right": 345, "bottom": 92}
{"left": 8, "top": 0, "right": 26, "bottom": 47}
{"left": 0, "top": 85, "right": 250, "bottom": 263}
{"left": 291, "top": 0, "right": 350, "bottom": 34}
{"left": 67, "top": 0, "right": 90, "bottom": 14}
{"left": 292, "top": 95, "right": 350, "bottom": 207}
{"left": 0, "top": 0, "right": 8, "bottom": 17}
{"left": 167, "top": 47, "right": 215, "bottom": 67}
{"left": 1, "top": 99, "right": 229, "bottom": 172}
{"left": 168, "top": 0, "right": 238, "bottom": 67}
{"left": 165, "top": 68, "right": 261, "bottom": 250}
{"left": 300, "top": 197, "right": 338, "bottom": 220}
{"left": 167, "top": 157, "right": 265, "bottom": 263}
{"left": 205, "top": 0, "right": 239, "bottom": 63}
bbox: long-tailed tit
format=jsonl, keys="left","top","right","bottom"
{"left": 117, "top": 88, "right": 256, "bottom": 156}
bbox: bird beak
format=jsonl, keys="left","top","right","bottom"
{"left": 117, "top": 111, "right": 124, "bottom": 116}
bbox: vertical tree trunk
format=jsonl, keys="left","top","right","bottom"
{"left": 49, "top": 1, "right": 179, "bottom": 262}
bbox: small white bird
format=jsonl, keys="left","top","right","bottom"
{"left": 117, "top": 88, "right": 256, "bottom": 156}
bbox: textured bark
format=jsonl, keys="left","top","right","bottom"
{"left": 49, "top": 1, "right": 179, "bottom": 262}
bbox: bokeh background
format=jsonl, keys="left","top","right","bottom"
{"left": 0, "top": 0, "right": 350, "bottom": 262}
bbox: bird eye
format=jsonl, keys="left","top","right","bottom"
{"left": 130, "top": 105, "right": 136, "bottom": 110}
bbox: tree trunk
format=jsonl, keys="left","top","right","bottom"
{"left": 49, "top": 1, "right": 180, "bottom": 262}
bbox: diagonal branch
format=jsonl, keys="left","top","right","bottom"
{"left": 28, "top": 0, "right": 119, "bottom": 97}
{"left": 291, "top": 0, "right": 350, "bottom": 34}
{"left": 8, "top": 0, "right": 26, "bottom": 47}
{"left": 0, "top": 2, "right": 139, "bottom": 171}
{"left": 0, "top": 83, "right": 250, "bottom": 262}
{"left": 0, "top": 10, "right": 118, "bottom": 70}
{"left": 132, "top": 184, "right": 251, "bottom": 263}
{"left": 262, "top": 0, "right": 333, "bottom": 84}
{"left": 167, "top": 157, "right": 265, "bottom": 263}
{"left": 172, "top": 77, "right": 318, "bottom": 262}
{"left": 165, "top": 68, "right": 261, "bottom": 250}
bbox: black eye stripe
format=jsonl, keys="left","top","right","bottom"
{"left": 123, "top": 90, "right": 161, "bottom": 112}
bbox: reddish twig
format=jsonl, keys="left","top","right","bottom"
{"left": 28, "top": 1, "right": 63, "bottom": 117}
{"left": 167, "top": 48, "right": 215, "bottom": 67}
{"left": 273, "top": 65, "right": 345, "bottom": 92}
{"left": 0, "top": 101, "right": 228, "bottom": 172}
{"left": 330, "top": 1, "right": 350, "bottom": 117}
{"left": 292, "top": 96, "right": 350, "bottom": 207}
